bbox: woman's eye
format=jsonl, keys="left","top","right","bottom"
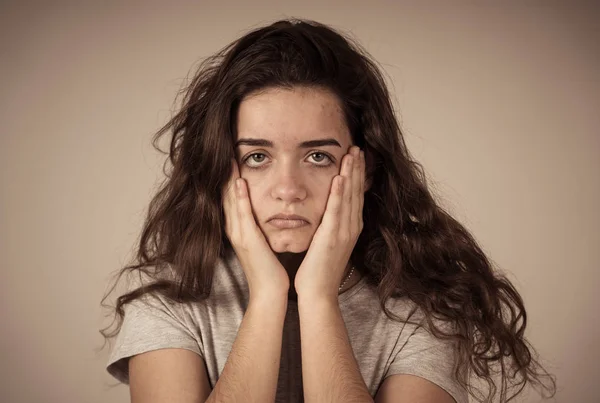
{"left": 244, "top": 153, "right": 268, "bottom": 168}
{"left": 249, "top": 154, "right": 266, "bottom": 163}
{"left": 242, "top": 151, "right": 334, "bottom": 170}
{"left": 310, "top": 152, "right": 326, "bottom": 162}
{"left": 308, "top": 152, "right": 334, "bottom": 167}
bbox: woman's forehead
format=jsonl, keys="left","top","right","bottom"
{"left": 236, "top": 87, "right": 351, "bottom": 146}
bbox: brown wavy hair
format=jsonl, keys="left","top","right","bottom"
{"left": 100, "top": 18, "right": 557, "bottom": 402}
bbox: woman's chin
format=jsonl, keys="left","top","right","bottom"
{"left": 267, "top": 235, "right": 311, "bottom": 254}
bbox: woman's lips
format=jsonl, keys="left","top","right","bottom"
{"left": 268, "top": 218, "right": 309, "bottom": 229}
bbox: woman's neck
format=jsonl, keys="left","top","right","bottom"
{"left": 275, "top": 251, "right": 306, "bottom": 278}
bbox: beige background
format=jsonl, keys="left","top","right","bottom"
{"left": 1, "top": 1, "right": 598, "bottom": 402}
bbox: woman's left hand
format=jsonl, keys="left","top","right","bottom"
{"left": 294, "top": 146, "right": 366, "bottom": 300}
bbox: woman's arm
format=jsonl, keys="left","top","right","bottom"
{"left": 129, "top": 291, "right": 288, "bottom": 403}
{"left": 207, "top": 292, "right": 288, "bottom": 403}
{"left": 298, "top": 295, "right": 373, "bottom": 403}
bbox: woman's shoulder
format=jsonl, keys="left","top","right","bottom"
{"left": 123, "top": 252, "right": 244, "bottom": 292}
{"left": 345, "top": 279, "right": 457, "bottom": 335}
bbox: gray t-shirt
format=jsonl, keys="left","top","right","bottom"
{"left": 106, "top": 252, "right": 468, "bottom": 403}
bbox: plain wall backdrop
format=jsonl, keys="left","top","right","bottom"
{"left": 1, "top": 1, "right": 598, "bottom": 402}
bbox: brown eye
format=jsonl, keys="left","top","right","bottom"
{"left": 311, "top": 153, "right": 326, "bottom": 162}
{"left": 308, "top": 151, "right": 334, "bottom": 167}
{"left": 243, "top": 152, "right": 269, "bottom": 169}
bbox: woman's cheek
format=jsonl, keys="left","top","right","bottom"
{"left": 243, "top": 176, "right": 265, "bottom": 216}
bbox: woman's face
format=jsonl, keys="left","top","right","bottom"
{"left": 235, "top": 86, "right": 353, "bottom": 253}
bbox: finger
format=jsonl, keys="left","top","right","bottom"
{"left": 339, "top": 154, "right": 353, "bottom": 236}
{"left": 351, "top": 147, "right": 361, "bottom": 232}
{"left": 325, "top": 151, "right": 352, "bottom": 229}
{"left": 223, "top": 160, "right": 234, "bottom": 231}
{"left": 223, "top": 159, "right": 239, "bottom": 201}
{"left": 322, "top": 175, "right": 344, "bottom": 231}
{"left": 352, "top": 147, "right": 361, "bottom": 198}
{"left": 235, "top": 177, "right": 259, "bottom": 240}
{"left": 224, "top": 159, "right": 239, "bottom": 235}
{"left": 230, "top": 160, "right": 245, "bottom": 238}
{"left": 360, "top": 150, "right": 365, "bottom": 195}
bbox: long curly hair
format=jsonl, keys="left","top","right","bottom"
{"left": 100, "top": 18, "right": 556, "bottom": 402}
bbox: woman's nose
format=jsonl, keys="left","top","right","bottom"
{"left": 270, "top": 170, "right": 307, "bottom": 202}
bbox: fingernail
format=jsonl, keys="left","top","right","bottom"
{"left": 236, "top": 178, "right": 241, "bottom": 190}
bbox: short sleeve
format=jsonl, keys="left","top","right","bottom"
{"left": 106, "top": 291, "right": 203, "bottom": 384}
{"left": 384, "top": 324, "right": 469, "bottom": 403}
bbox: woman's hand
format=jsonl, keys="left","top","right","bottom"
{"left": 223, "top": 159, "right": 290, "bottom": 299}
{"left": 294, "top": 146, "right": 366, "bottom": 300}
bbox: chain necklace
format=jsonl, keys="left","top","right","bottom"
{"left": 338, "top": 266, "right": 355, "bottom": 292}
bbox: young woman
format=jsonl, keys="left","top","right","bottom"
{"left": 100, "top": 18, "right": 556, "bottom": 403}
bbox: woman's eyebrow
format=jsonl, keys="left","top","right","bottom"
{"left": 235, "top": 138, "right": 342, "bottom": 148}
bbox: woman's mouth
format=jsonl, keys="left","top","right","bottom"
{"left": 268, "top": 218, "right": 309, "bottom": 229}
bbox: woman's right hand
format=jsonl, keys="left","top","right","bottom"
{"left": 223, "top": 159, "right": 290, "bottom": 299}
